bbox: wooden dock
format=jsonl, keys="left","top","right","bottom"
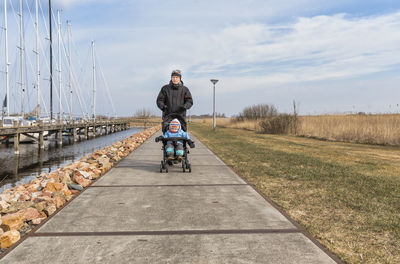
{"left": 0, "top": 120, "right": 130, "bottom": 154}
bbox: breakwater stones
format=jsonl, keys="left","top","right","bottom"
{"left": 0, "top": 125, "right": 161, "bottom": 249}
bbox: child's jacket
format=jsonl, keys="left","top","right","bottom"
{"left": 163, "top": 130, "right": 191, "bottom": 145}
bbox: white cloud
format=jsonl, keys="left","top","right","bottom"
{"left": 4, "top": 1, "right": 400, "bottom": 116}
{"left": 89, "top": 11, "right": 400, "bottom": 84}
{"left": 64, "top": 10, "right": 400, "bottom": 114}
{"left": 188, "top": 12, "right": 400, "bottom": 79}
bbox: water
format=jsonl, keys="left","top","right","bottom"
{"left": 0, "top": 128, "right": 143, "bottom": 193}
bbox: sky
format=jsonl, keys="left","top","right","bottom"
{"left": 1, "top": 0, "right": 400, "bottom": 117}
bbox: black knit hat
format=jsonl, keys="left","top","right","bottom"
{"left": 171, "top": 69, "right": 182, "bottom": 79}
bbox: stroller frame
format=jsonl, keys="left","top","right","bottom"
{"left": 158, "top": 137, "right": 192, "bottom": 173}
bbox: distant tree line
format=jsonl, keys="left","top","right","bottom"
{"left": 191, "top": 113, "right": 226, "bottom": 118}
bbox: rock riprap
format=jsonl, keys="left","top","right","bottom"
{"left": 0, "top": 125, "right": 160, "bottom": 249}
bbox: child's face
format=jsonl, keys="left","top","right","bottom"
{"left": 169, "top": 124, "right": 180, "bottom": 132}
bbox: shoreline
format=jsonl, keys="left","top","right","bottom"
{"left": 0, "top": 127, "right": 143, "bottom": 193}
{"left": 0, "top": 125, "right": 160, "bottom": 251}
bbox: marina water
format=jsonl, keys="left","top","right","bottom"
{"left": 0, "top": 128, "right": 143, "bottom": 193}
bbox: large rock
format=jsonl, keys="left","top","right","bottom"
{"left": 70, "top": 190, "right": 80, "bottom": 195}
{"left": 72, "top": 173, "right": 92, "bottom": 187}
{"left": 2, "top": 201, "right": 34, "bottom": 214}
{"left": 90, "top": 167, "right": 102, "bottom": 179}
{"left": 31, "top": 212, "right": 47, "bottom": 225}
{"left": 40, "top": 180, "right": 48, "bottom": 189}
{"left": 1, "top": 211, "right": 25, "bottom": 231}
{"left": 44, "top": 203, "right": 57, "bottom": 216}
{"left": 77, "top": 162, "right": 90, "bottom": 171}
{"left": 67, "top": 184, "right": 83, "bottom": 191}
{"left": 54, "top": 196, "right": 66, "bottom": 209}
{"left": 26, "top": 183, "right": 41, "bottom": 193}
{"left": 58, "top": 171, "right": 73, "bottom": 184}
{"left": 61, "top": 184, "right": 72, "bottom": 196}
{"left": 35, "top": 201, "right": 57, "bottom": 216}
{"left": 98, "top": 155, "right": 112, "bottom": 170}
{"left": 44, "top": 182, "right": 64, "bottom": 192}
{"left": 47, "top": 172, "right": 61, "bottom": 183}
{"left": 23, "top": 207, "right": 41, "bottom": 221}
{"left": 33, "top": 195, "right": 54, "bottom": 204}
{"left": 77, "top": 170, "right": 92, "bottom": 179}
{"left": 41, "top": 191, "right": 53, "bottom": 198}
{"left": 53, "top": 192, "right": 67, "bottom": 209}
{"left": 30, "top": 191, "right": 43, "bottom": 200}
{"left": 111, "top": 155, "right": 121, "bottom": 163}
{"left": 63, "top": 163, "right": 78, "bottom": 171}
{"left": 35, "top": 201, "right": 47, "bottom": 212}
{"left": 15, "top": 185, "right": 26, "bottom": 192}
{"left": 0, "top": 200, "right": 10, "bottom": 211}
{"left": 0, "top": 193, "right": 12, "bottom": 203}
{"left": 0, "top": 230, "right": 20, "bottom": 248}
{"left": 18, "top": 192, "right": 31, "bottom": 201}
{"left": 9, "top": 193, "right": 21, "bottom": 203}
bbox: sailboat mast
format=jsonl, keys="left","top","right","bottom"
{"left": 35, "top": 0, "right": 40, "bottom": 117}
{"left": 92, "top": 40, "right": 96, "bottom": 120}
{"left": 67, "top": 21, "right": 72, "bottom": 121}
{"left": 4, "top": 0, "right": 9, "bottom": 116}
{"left": 19, "top": 0, "right": 25, "bottom": 117}
{"left": 49, "top": 0, "right": 53, "bottom": 120}
{"left": 57, "top": 10, "right": 62, "bottom": 120}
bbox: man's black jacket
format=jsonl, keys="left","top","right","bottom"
{"left": 156, "top": 81, "right": 193, "bottom": 121}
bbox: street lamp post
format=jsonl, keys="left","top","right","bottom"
{"left": 210, "top": 79, "right": 218, "bottom": 131}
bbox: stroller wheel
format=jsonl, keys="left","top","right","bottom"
{"left": 165, "top": 167, "right": 168, "bottom": 173}
{"left": 188, "top": 164, "right": 192, "bottom": 173}
{"left": 160, "top": 161, "right": 164, "bottom": 173}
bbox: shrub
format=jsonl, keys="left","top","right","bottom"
{"left": 259, "top": 114, "right": 300, "bottom": 134}
{"left": 236, "top": 104, "right": 278, "bottom": 121}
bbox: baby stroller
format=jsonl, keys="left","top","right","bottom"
{"left": 155, "top": 136, "right": 195, "bottom": 173}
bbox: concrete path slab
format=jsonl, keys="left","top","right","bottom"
{"left": 117, "top": 154, "right": 224, "bottom": 167}
{"left": 36, "top": 185, "right": 295, "bottom": 232}
{"left": 0, "top": 131, "right": 339, "bottom": 264}
{"left": 1, "top": 234, "right": 334, "bottom": 264}
{"left": 93, "top": 166, "right": 246, "bottom": 185}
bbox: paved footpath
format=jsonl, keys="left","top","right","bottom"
{"left": 1, "top": 133, "right": 340, "bottom": 263}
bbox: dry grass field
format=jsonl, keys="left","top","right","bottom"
{"left": 297, "top": 114, "right": 400, "bottom": 145}
{"left": 200, "top": 114, "right": 400, "bottom": 146}
{"left": 128, "top": 117, "right": 161, "bottom": 128}
{"left": 189, "top": 122, "right": 400, "bottom": 264}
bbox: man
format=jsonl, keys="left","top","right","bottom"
{"left": 157, "top": 70, "right": 193, "bottom": 132}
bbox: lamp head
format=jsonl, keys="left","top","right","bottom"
{"left": 210, "top": 79, "right": 219, "bottom": 85}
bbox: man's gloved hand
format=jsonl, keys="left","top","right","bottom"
{"left": 188, "top": 140, "right": 195, "bottom": 148}
{"left": 162, "top": 105, "right": 168, "bottom": 111}
{"left": 179, "top": 105, "right": 186, "bottom": 111}
{"left": 155, "top": 136, "right": 163, "bottom": 142}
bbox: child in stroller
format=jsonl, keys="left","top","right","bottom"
{"left": 155, "top": 119, "right": 195, "bottom": 173}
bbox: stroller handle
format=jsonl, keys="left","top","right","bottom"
{"left": 161, "top": 137, "right": 190, "bottom": 142}
{"left": 155, "top": 136, "right": 195, "bottom": 148}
